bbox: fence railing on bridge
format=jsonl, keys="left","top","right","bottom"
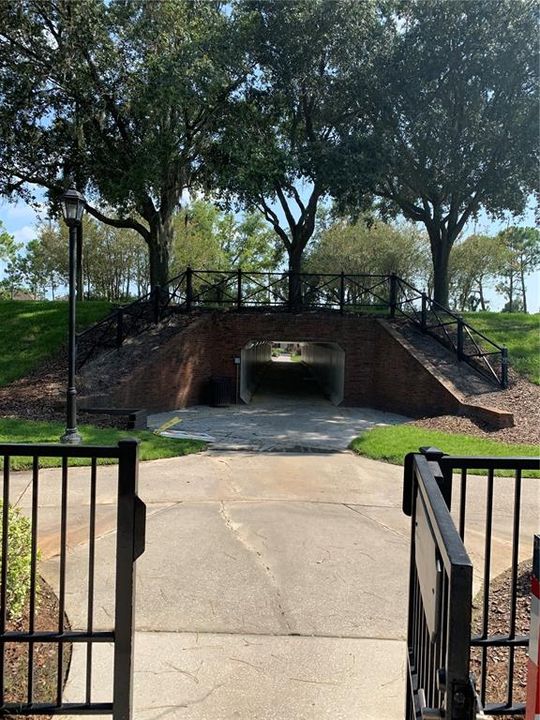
{"left": 0, "top": 439, "right": 146, "bottom": 718}
{"left": 77, "top": 268, "right": 508, "bottom": 388}
{"left": 403, "top": 447, "right": 540, "bottom": 719}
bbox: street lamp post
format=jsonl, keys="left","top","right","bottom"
{"left": 60, "top": 186, "right": 86, "bottom": 444}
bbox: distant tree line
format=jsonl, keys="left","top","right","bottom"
{"left": 2, "top": 210, "right": 537, "bottom": 313}
{"left": 0, "top": 202, "right": 283, "bottom": 301}
{"left": 0, "top": 0, "right": 536, "bottom": 308}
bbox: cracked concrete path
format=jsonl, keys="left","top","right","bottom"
{"left": 8, "top": 443, "right": 538, "bottom": 719}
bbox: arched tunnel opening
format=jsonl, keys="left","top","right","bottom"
{"left": 240, "top": 340, "right": 345, "bottom": 405}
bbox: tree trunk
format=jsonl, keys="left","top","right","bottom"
{"left": 148, "top": 219, "right": 173, "bottom": 288}
{"left": 429, "top": 229, "right": 453, "bottom": 307}
{"left": 288, "top": 244, "right": 303, "bottom": 310}
{"left": 520, "top": 267, "right": 527, "bottom": 313}
{"left": 509, "top": 272, "right": 513, "bottom": 312}
{"left": 478, "top": 280, "right": 486, "bottom": 311}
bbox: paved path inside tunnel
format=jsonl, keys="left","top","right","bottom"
{"left": 149, "top": 358, "right": 409, "bottom": 452}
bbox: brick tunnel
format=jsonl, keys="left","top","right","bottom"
{"left": 240, "top": 341, "right": 345, "bottom": 405}
{"left": 104, "top": 310, "right": 480, "bottom": 420}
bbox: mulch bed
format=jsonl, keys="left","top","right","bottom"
{"left": 470, "top": 560, "right": 531, "bottom": 718}
{"left": 412, "top": 376, "right": 540, "bottom": 445}
{"left": 4, "top": 576, "right": 71, "bottom": 718}
{"left": 0, "top": 349, "right": 127, "bottom": 429}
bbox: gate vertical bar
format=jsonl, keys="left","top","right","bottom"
{"left": 112, "top": 439, "right": 140, "bottom": 720}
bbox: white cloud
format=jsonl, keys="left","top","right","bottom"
{"left": 12, "top": 225, "right": 37, "bottom": 246}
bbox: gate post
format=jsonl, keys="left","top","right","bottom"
{"left": 113, "top": 439, "right": 146, "bottom": 720}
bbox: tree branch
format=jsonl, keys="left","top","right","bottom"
{"left": 85, "top": 204, "right": 150, "bottom": 242}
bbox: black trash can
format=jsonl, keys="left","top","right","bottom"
{"left": 209, "top": 376, "right": 233, "bottom": 407}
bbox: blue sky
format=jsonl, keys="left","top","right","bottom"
{"left": 1, "top": 195, "right": 538, "bottom": 311}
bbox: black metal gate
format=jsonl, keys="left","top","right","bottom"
{"left": 0, "top": 439, "right": 146, "bottom": 718}
{"left": 404, "top": 447, "right": 540, "bottom": 719}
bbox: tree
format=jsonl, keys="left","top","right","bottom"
{"left": 171, "top": 199, "right": 283, "bottom": 274}
{"left": 496, "top": 226, "right": 540, "bottom": 313}
{"left": 305, "top": 216, "right": 430, "bottom": 287}
{"left": 0, "top": 220, "right": 17, "bottom": 265}
{"left": 335, "top": 0, "right": 538, "bottom": 306}
{"left": 0, "top": 0, "right": 249, "bottom": 286}
{"left": 210, "top": 0, "right": 386, "bottom": 305}
{"left": 449, "top": 234, "right": 504, "bottom": 311}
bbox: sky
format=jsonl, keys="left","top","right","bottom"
{"left": 1, "top": 194, "right": 538, "bottom": 312}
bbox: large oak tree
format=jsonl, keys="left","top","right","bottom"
{"left": 336, "top": 0, "right": 538, "bottom": 306}
{"left": 0, "top": 0, "right": 249, "bottom": 286}
{"left": 209, "top": 0, "right": 387, "bottom": 305}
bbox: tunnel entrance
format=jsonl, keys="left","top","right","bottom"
{"left": 240, "top": 341, "right": 345, "bottom": 405}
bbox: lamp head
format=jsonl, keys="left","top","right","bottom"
{"left": 61, "top": 186, "right": 86, "bottom": 227}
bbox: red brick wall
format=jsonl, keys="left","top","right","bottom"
{"left": 109, "top": 311, "right": 475, "bottom": 418}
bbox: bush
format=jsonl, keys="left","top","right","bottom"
{"left": 0, "top": 502, "right": 33, "bottom": 621}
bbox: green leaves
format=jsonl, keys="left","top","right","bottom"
{"left": 0, "top": 502, "right": 34, "bottom": 622}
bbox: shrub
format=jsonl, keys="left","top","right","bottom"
{"left": 0, "top": 502, "right": 33, "bottom": 621}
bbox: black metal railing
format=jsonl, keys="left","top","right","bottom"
{"left": 0, "top": 439, "right": 145, "bottom": 717}
{"left": 76, "top": 269, "right": 508, "bottom": 387}
{"left": 404, "top": 448, "right": 540, "bottom": 718}
{"left": 394, "top": 278, "right": 508, "bottom": 388}
{"left": 403, "top": 448, "right": 475, "bottom": 720}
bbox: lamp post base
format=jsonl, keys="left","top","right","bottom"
{"left": 60, "top": 428, "right": 82, "bottom": 445}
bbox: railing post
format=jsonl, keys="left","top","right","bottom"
{"left": 152, "top": 286, "right": 161, "bottom": 324}
{"left": 113, "top": 439, "right": 145, "bottom": 720}
{"left": 419, "top": 446, "right": 452, "bottom": 509}
{"left": 501, "top": 347, "right": 509, "bottom": 389}
{"left": 339, "top": 271, "right": 345, "bottom": 315}
{"left": 237, "top": 268, "right": 242, "bottom": 310}
{"left": 457, "top": 317, "right": 464, "bottom": 360}
{"left": 186, "top": 266, "right": 193, "bottom": 311}
{"left": 116, "top": 309, "right": 124, "bottom": 348}
{"left": 421, "top": 293, "right": 428, "bottom": 331}
{"left": 389, "top": 273, "right": 398, "bottom": 318}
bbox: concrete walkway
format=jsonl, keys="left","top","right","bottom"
{"left": 148, "top": 402, "right": 408, "bottom": 453}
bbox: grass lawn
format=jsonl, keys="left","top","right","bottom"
{"left": 463, "top": 311, "right": 540, "bottom": 385}
{"left": 351, "top": 424, "right": 539, "bottom": 472}
{"left": 0, "top": 300, "right": 115, "bottom": 387}
{"left": 0, "top": 418, "right": 205, "bottom": 470}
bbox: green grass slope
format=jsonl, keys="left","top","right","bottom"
{"left": 0, "top": 300, "right": 114, "bottom": 387}
{"left": 463, "top": 311, "right": 540, "bottom": 385}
